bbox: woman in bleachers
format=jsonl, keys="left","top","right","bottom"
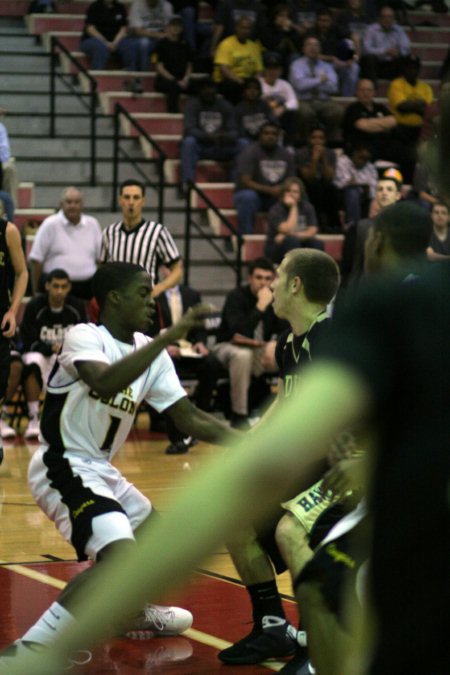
{"left": 265, "top": 176, "right": 323, "bottom": 264}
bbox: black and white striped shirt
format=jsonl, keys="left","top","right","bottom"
{"left": 100, "top": 218, "right": 180, "bottom": 284}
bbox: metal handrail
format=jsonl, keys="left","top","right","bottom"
{"left": 185, "top": 181, "right": 243, "bottom": 287}
{"left": 112, "top": 103, "right": 166, "bottom": 223}
{"left": 50, "top": 36, "right": 97, "bottom": 185}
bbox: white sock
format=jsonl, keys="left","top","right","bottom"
{"left": 297, "top": 629, "right": 307, "bottom": 647}
{"left": 21, "top": 602, "right": 76, "bottom": 645}
{"left": 28, "top": 401, "right": 39, "bottom": 419}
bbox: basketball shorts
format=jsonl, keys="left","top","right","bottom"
{"left": 295, "top": 501, "right": 368, "bottom": 619}
{"left": 28, "top": 447, "right": 152, "bottom": 561}
{"left": 256, "top": 479, "right": 347, "bottom": 574}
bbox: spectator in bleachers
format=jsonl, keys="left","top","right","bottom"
{"left": 287, "top": 0, "right": 322, "bottom": 37}
{"left": 289, "top": 36, "right": 343, "bottom": 141}
{"left": 347, "top": 173, "right": 402, "bottom": 280}
{"left": 305, "top": 7, "right": 359, "bottom": 96}
{"left": 297, "top": 125, "right": 341, "bottom": 231}
{"left": 128, "top": 0, "right": 173, "bottom": 72}
{"left": 387, "top": 55, "right": 433, "bottom": 157}
{"left": 368, "top": 166, "right": 404, "bottom": 218}
{"left": 153, "top": 14, "right": 193, "bottom": 113}
{"left": 259, "top": 51, "right": 302, "bottom": 148}
{"left": 234, "top": 121, "right": 296, "bottom": 235}
{"left": 342, "top": 77, "right": 418, "bottom": 185}
{"left": 210, "top": 0, "right": 267, "bottom": 55}
{"left": 259, "top": 4, "right": 304, "bottom": 76}
{"left": 179, "top": 78, "right": 240, "bottom": 193}
{"left": 156, "top": 264, "right": 222, "bottom": 454}
{"left": 212, "top": 257, "right": 285, "bottom": 428}
{"left": 20, "top": 268, "right": 86, "bottom": 439}
{"left": 79, "top": 0, "right": 141, "bottom": 71}
{"left": 427, "top": 201, "right": 450, "bottom": 260}
{"left": 333, "top": 143, "right": 378, "bottom": 226}
{"left": 28, "top": 187, "right": 102, "bottom": 300}
{"left": 336, "top": 0, "right": 370, "bottom": 56}
{"left": 213, "top": 16, "right": 263, "bottom": 104}
{"left": 265, "top": 176, "right": 323, "bottom": 264}
{"left": 170, "top": 0, "right": 209, "bottom": 53}
{"left": 360, "top": 4, "right": 410, "bottom": 85}
{"left": 235, "top": 77, "right": 275, "bottom": 145}
{"left": 342, "top": 78, "right": 397, "bottom": 159}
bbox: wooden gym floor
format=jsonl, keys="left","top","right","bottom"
{"left": 0, "top": 414, "right": 298, "bottom": 673}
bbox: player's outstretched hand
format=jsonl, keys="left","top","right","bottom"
{"left": 166, "top": 304, "right": 215, "bottom": 342}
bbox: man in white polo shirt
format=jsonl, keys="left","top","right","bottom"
{"left": 29, "top": 187, "right": 102, "bottom": 300}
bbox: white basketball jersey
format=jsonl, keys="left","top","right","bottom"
{"left": 41, "top": 323, "right": 186, "bottom": 460}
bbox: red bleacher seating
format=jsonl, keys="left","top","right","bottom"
{"left": 27, "top": 14, "right": 84, "bottom": 34}
{"left": 240, "top": 234, "right": 344, "bottom": 263}
{"left": 14, "top": 209, "right": 53, "bottom": 231}
{"left": 190, "top": 184, "right": 234, "bottom": 210}
{"left": 17, "top": 184, "right": 34, "bottom": 210}
{"left": 80, "top": 72, "right": 155, "bottom": 93}
{"left": 165, "top": 159, "right": 229, "bottom": 184}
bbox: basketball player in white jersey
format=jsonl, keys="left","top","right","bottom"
{"left": 5, "top": 261, "right": 235, "bottom": 666}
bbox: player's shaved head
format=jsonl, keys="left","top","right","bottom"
{"left": 93, "top": 262, "right": 147, "bottom": 310}
{"left": 284, "top": 249, "right": 340, "bottom": 304}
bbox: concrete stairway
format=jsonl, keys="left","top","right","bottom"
{"left": 0, "top": 10, "right": 232, "bottom": 308}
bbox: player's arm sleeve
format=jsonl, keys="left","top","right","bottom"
{"left": 143, "top": 349, "right": 187, "bottom": 412}
{"left": 58, "top": 324, "right": 111, "bottom": 378}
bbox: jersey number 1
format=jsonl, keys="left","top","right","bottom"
{"left": 100, "top": 415, "right": 121, "bottom": 451}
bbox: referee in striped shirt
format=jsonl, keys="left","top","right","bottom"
{"left": 100, "top": 179, "right": 183, "bottom": 299}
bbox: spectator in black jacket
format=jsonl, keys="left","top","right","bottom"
{"left": 212, "top": 257, "right": 287, "bottom": 427}
{"left": 153, "top": 14, "right": 194, "bottom": 113}
{"left": 79, "top": 0, "right": 140, "bottom": 71}
{"left": 20, "top": 269, "right": 86, "bottom": 439}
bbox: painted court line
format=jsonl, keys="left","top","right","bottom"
{"left": 0, "top": 562, "right": 285, "bottom": 671}
{"left": 0, "top": 562, "right": 66, "bottom": 590}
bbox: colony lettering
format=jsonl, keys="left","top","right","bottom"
{"left": 88, "top": 385, "right": 136, "bottom": 415}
